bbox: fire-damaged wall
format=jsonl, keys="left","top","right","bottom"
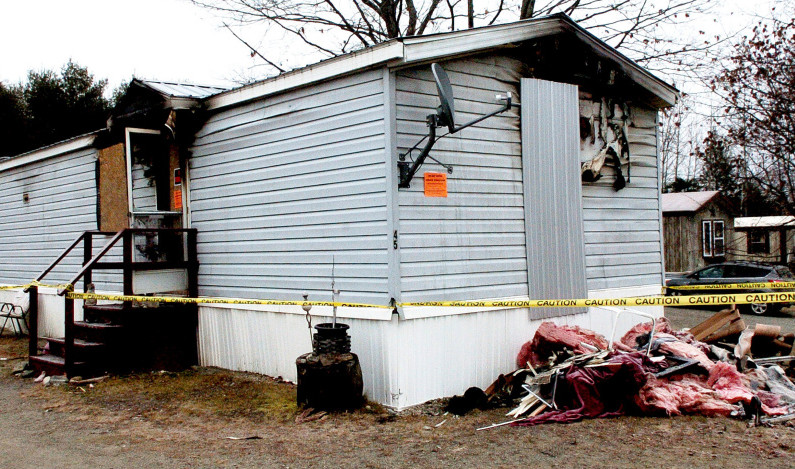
{"left": 98, "top": 143, "right": 128, "bottom": 232}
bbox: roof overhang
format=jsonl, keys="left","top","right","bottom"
{"left": 0, "top": 133, "right": 98, "bottom": 172}
{"left": 206, "top": 14, "right": 677, "bottom": 112}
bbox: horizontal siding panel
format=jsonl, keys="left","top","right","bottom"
{"left": 199, "top": 221, "right": 387, "bottom": 243}
{"left": 586, "top": 252, "right": 662, "bottom": 267}
{"left": 581, "top": 103, "right": 662, "bottom": 288}
{"left": 192, "top": 164, "right": 385, "bottom": 202}
{"left": 400, "top": 233, "right": 526, "bottom": 248}
{"left": 582, "top": 209, "right": 659, "bottom": 221}
{"left": 583, "top": 220, "right": 660, "bottom": 232}
{"left": 585, "top": 230, "right": 660, "bottom": 244}
{"left": 585, "top": 241, "right": 662, "bottom": 256}
{"left": 191, "top": 193, "right": 388, "bottom": 223}
{"left": 199, "top": 250, "right": 386, "bottom": 265}
{"left": 190, "top": 151, "right": 384, "bottom": 190}
{"left": 400, "top": 245, "right": 527, "bottom": 263}
{"left": 201, "top": 264, "right": 388, "bottom": 279}
{"left": 402, "top": 258, "right": 526, "bottom": 277}
{"left": 192, "top": 107, "right": 385, "bottom": 158}
{"left": 402, "top": 270, "right": 528, "bottom": 291}
{"left": 587, "top": 273, "right": 661, "bottom": 291}
{"left": 196, "top": 70, "right": 383, "bottom": 136}
{"left": 199, "top": 275, "right": 387, "bottom": 293}
{"left": 190, "top": 135, "right": 385, "bottom": 178}
{"left": 197, "top": 235, "right": 387, "bottom": 254}
{"left": 586, "top": 262, "right": 663, "bottom": 279}
{"left": 397, "top": 57, "right": 526, "bottom": 300}
{"left": 401, "top": 219, "right": 525, "bottom": 235}
{"left": 196, "top": 207, "right": 386, "bottom": 232}
{"left": 190, "top": 72, "right": 389, "bottom": 302}
{"left": 0, "top": 147, "right": 121, "bottom": 291}
{"left": 399, "top": 192, "right": 523, "bottom": 208}
{"left": 193, "top": 178, "right": 386, "bottom": 211}
{"left": 198, "top": 92, "right": 384, "bottom": 146}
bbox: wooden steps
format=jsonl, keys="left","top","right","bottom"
{"left": 29, "top": 301, "right": 198, "bottom": 378}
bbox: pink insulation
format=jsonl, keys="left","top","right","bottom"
{"left": 516, "top": 321, "right": 609, "bottom": 368}
{"left": 636, "top": 375, "right": 736, "bottom": 416}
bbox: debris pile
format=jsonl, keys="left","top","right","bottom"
{"left": 476, "top": 308, "right": 795, "bottom": 429}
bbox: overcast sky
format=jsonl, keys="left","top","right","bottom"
{"left": 0, "top": 0, "right": 260, "bottom": 91}
{"left": 0, "top": 0, "right": 779, "bottom": 95}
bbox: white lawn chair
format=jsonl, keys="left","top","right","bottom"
{"left": 0, "top": 290, "right": 29, "bottom": 336}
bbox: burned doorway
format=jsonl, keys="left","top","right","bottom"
{"left": 124, "top": 127, "right": 186, "bottom": 263}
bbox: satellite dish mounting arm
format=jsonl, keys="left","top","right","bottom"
{"left": 398, "top": 63, "right": 516, "bottom": 188}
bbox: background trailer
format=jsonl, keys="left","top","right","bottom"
{"left": 0, "top": 14, "right": 675, "bottom": 409}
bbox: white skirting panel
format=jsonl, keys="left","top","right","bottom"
{"left": 197, "top": 307, "right": 400, "bottom": 405}
{"left": 0, "top": 287, "right": 85, "bottom": 338}
{"left": 197, "top": 288, "right": 664, "bottom": 410}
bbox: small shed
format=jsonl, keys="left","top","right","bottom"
{"left": 734, "top": 216, "right": 795, "bottom": 267}
{"left": 662, "top": 191, "right": 736, "bottom": 273}
{"left": 0, "top": 14, "right": 677, "bottom": 408}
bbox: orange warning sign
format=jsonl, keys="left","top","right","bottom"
{"left": 173, "top": 188, "right": 183, "bottom": 210}
{"left": 424, "top": 172, "right": 448, "bottom": 197}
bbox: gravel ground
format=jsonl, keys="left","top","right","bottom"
{"left": 1, "top": 307, "right": 793, "bottom": 469}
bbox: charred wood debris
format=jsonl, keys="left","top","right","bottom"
{"left": 443, "top": 308, "right": 795, "bottom": 430}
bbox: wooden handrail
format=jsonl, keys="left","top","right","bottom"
{"left": 61, "top": 228, "right": 199, "bottom": 294}
{"left": 29, "top": 231, "right": 118, "bottom": 291}
{"left": 28, "top": 227, "right": 199, "bottom": 378}
{"left": 62, "top": 230, "right": 125, "bottom": 295}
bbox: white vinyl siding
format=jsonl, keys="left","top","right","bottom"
{"left": 395, "top": 56, "right": 527, "bottom": 302}
{"left": 582, "top": 105, "right": 663, "bottom": 290}
{"left": 189, "top": 70, "right": 390, "bottom": 304}
{"left": 0, "top": 147, "right": 124, "bottom": 290}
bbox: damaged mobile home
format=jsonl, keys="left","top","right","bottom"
{"left": 0, "top": 14, "right": 676, "bottom": 409}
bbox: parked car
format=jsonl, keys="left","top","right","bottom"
{"left": 665, "top": 261, "right": 794, "bottom": 315}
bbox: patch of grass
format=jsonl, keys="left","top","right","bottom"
{"left": 0, "top": 335, "right": 28, "bottom": 358}
{"left": 71, "top": 367, "right": 298, "bottom": 423}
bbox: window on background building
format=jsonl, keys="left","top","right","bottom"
{"left": 748, "top": 230, "right": 770, "bottom": 254}
{"left": 702, "top": 219, "right": 726, "bottom": 258}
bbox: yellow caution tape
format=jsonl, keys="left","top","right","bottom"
{"left": 63, "top": 291, "right": 795, "bottom": 309}
{"left": 66, "top": 292, "right": 393, "bottom": 309}
{"left": 666, "top": 281, "right": 795, "bottom": 291}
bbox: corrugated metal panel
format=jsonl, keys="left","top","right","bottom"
{"left": 139, "top": 80, "right": 227, "bottom": 99}
{"left": 189, "top": 69, "right": 390, "bottom": 304}
{"left": 581, "top": 105, "right": 663, "bottom": 291}
{"left": 396, "top": 56, "right": 527, "bottom": 302}
{"left": 521, "top": 78, "right": 587, "bottom": 319}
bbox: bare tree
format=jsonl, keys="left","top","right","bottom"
{"left": 192, "top": 0, "right": 719, "bottom": 77}
{"left": 712, "top": 11, "right": 795, "bottom": 215}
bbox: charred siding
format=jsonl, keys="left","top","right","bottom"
{"left": 581, "top": 106, "right": 663, "bottom": 290}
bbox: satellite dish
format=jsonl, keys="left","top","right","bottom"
{"left": 397, "top": 63, "right": 515, "bottom": 188}
{"left": 431, "top": 63, "right": 456, "bottom": 133}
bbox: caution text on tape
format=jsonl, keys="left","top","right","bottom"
{"left": 64, "top": 291, "right": 795, "bottom": 309}
{"left": 665, "top": 281, "right": 795, "bottom": 291}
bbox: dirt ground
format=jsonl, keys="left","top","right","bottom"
{"left": 1, "top": 308, "right": 794, "bottom": 469}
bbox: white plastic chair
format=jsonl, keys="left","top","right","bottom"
{"left": 0, "top": 290, "right": 30, "bottom": 336}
